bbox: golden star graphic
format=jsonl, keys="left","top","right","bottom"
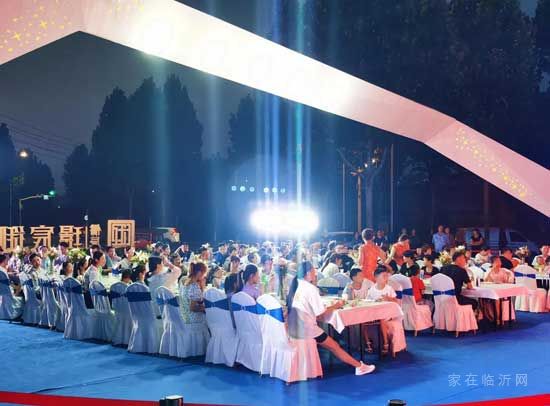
{"left": 40, "top": 20, "right": 48, "bottom": 29}
{"left": 12, "top": 32, "right": 22, "bottom": 41}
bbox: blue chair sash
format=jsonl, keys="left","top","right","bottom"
{"left": 90, "top": 289, "right": 109, "bottom": 297}
{"left": 256, "top": 303, "right": 284, "bottom": 322}
{"left": 156, "top": 296, "right": 179, "bottom": 307}
{"left": 205, "top": 298, "right": 230, "bottom": 311}
{"left": 514, "top": 271, "right": 535, "bottom": 279}
{"left": 109, "top": 291, "right": 126, "bottom": 300}
{"left": 433, "top": 289, "right": 456, "bottom": 296}
{"left": 395, "top": 290, "right": 402, "bottom": 299}
{"left": 402, "top": 288, "right": 414, "bottom": 296}
{"left": 231, "top": 302, "right": 259, "bottom": 313}
{"left": 126, "top": 291, "right": 152, "bottom": 302}
{"left": 111, "top": 268, "right": 121, "bottom": 276}
{"left": 65, "top": 285, "right": 83, "bottom": 295}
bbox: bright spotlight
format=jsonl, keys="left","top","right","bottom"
{"left": 239, "top": 186, "right": 246, "bottom": 192}
{"left": 141, "top": 20, "right": 173, "bottom": 56}
{"left": 231, "top": 185, "right": 237, "bottom": 192}
{"left": 250, "top": 204, "right": 320, "bottom": 235}
{"left": 249, "top": 186, "right": 255, "bottom": 192}
{"left": 263, "top": 187, "right": 269, "bottom": 194}
{"left": 280, "top": 188, "right": 286, "bottom": 194}
{"left": 272, "top": 187, "right": 278, "bottom": 193}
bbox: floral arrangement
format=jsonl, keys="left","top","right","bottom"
{"left": 438, "top": 250, "right": 452, "bottom": 266}
{"left": 68, "top": 248, "right": 87, "bottom": 263}
{"left": 47, "top": 247, "right": 58, "bottom": 261}
{"left": 130, "top": 250, "right": 150, "bottom": 266}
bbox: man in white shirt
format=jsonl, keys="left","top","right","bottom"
{"left": 474, "top": 247, "right": 490, "bottom": 265}
{"left": 287, "top": 261, "right": 375, "bottom": 376}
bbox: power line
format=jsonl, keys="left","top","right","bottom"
{"left": 9, "top": 128, "right": 74, "bottom": 152}
{"left": 0, "top": 112, "right": 75, "bottom": 143}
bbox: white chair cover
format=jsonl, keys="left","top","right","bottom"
{"left": 204, "top": 288, "right": 238, "bottom": 367}
{"left": 317, "top": 277, "right": 342, "bottom": 296}
{"left": 0, "top": 271, "right": 23, "bottom": 320}
{"left": 90, "top": 280, "right": 115, "bottom": 342}
{"left": 63, "top": 277, "right": 96, "bottom": 340}
{"left": 126, "top": 282, "right": 159, "bottom": 354}
{"left": 332, "top": 273, "right": 351, "bottom": 288}
{"left": 110, "top": 282, "right": 132, "bottom": 346}
{"left": 38, "top": 276, "right": 59, "bottom": 328}
{"left": 514, "top": 265, "right": 547, "bottom": 313}
{"left": 469, "top": 266, "right": 485, "bottom": 284}
{"left": 390, "top": 274, "right": 433, "bottom": 333}
{"left": 20, "top": 273, "right": 41, "bottom": 324}
{"left": 231, "top": 291, "right": 263, "bottom": 372}
{"left": 431, "top": 274, "right": 477, "bottom": 335}
{"left": 55, "top": 278, "right": 67, "bottom": 332}
{"left": 257, "top": 294, "right": 322, "bottom": 382}
{"left": 388, "top": 278, "right": 403, "bottom": 306}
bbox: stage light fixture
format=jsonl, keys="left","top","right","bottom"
{"left": 249, "top": 187, "right": 255, "bottom": 192}
{"left": 239, "top": 186, "right": 246, "bottom": 192}
{"left": 263, "top": 187, "right": 269, "bottom": 193}
{"left": 231, "top": 185, "right": 237, "bottom": 192}
{"left": 271, "top": 187, "right": 278, "bottom": 193}
{"left": 280, "top": 188, "right": 286, "bottom": 194}
{"left": 250, "top": 204, "right": 319, "bottom": 235}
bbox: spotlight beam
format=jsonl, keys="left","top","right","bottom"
{"left": 0, "top": 0, "right": 548, "bottom": 215}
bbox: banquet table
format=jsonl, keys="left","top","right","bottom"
{"left": 462, "top": 283, "right": 528, "bottom": 330}
{"left": 320, "top": 297, "right": 403, "bottom": 360}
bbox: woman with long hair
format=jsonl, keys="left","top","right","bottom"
{"left": 287, "top": 261, "right": 375, "bottom": 376}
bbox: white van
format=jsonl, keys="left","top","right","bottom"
{"left": 456, "top": 227, "right": 538, "bottom": 253}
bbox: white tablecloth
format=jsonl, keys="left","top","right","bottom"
{"left": 462, "top": 283, "right": 528, "bottom": 300}
{"left": 321, "top": 298, "right": 403, "bottom": 334}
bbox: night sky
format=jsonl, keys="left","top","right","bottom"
{"left": 0, "top": 0, "right": 539, "bottom": 191}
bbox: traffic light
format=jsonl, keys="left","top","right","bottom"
{"left": 48, "top": 190, "right": 56, "bottom": 197}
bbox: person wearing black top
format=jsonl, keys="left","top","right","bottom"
{"left": 499, "top": 248, "right": 514, "bottom": 270}
{"left": 440, "top": 251, "right": 478, "bottom": 310}
{"left": 400, "top": 250, "right": 419, "bottom": 277}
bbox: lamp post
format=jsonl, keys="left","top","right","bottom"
{"left": 9, "top": 149, "right": 29, "bottom": 226}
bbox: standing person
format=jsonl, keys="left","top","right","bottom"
{"left": 469, "top": 229, "right": 485, "bottom": 255}
{"left": 409, "top": 229, "right": 419, "bottom": 251}
{"left": 287, "top": 261, "right": 375, "bottom": 376}
{"left": 432, "top": 225, "right": 449, "bottom": 253}
{"left": 359, "top": 228, "right": 387, "bottom": 282}
{"left": 440, "top": 251, "right": 478, "bottom": 310}
{"left": 387, "top": 234, "right": 410, "bottom": 273}
{"left": 444, "top": 227, "right": 455, "bottom": 249}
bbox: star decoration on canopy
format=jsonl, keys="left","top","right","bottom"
{"left": 0, "top": 0, "right": 548, "bottom": 216}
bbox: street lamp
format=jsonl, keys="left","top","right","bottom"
{"left": 9, "top": 150, "right": 29, "bottom": 226}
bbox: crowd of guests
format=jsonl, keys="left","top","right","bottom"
{"left": 1, "top": 227, "right": 548, "bottom": 377}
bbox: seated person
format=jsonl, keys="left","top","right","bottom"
{"left": 344, "top": 267, "right": 374, "bottom": 300}
{"left": 484, "top": 256, "right": 513, "bottom": 284}
{"left": 366, "top": 266, "right": 400, "bottom": 355}
{"left": 440, "top": 251, "right": 478, "bottom": 311}
{"left": 474, "top": 247, "right": 491, "bottom": 266}
{"left": 206, "top": 265, "right": 224, "bottom": 289}
{"left": 409, "top": 266, "right": 434, "bottom": 312}
{"left": 287, "top": 261, "right": 375, "bottom": 376}
{"left": 421, "top": 254, "right": 439, "bottom": 279}
{"left": 147, "top": 255, "right": 182, "bottom": 317}
{"left": 400, "top": 250, "right": 419, "bottom": 277}
{"left": 320, "top": 254, "right": 343, "bottom": 278}
{"left": 241, "top": 264, "right": 261, "bottom": 300}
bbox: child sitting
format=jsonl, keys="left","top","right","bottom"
{"left": 367, "top": 266, "right": 406, "bottom": 356}
{"left": 409, "top": 266, "right": 434, "bottom": 312}
{"left": 344, "top": 267, "right": 373, "bottom": 300}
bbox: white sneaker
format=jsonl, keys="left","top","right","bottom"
{"left": 355, "top": 361, "right": 376, "bottom": 376}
